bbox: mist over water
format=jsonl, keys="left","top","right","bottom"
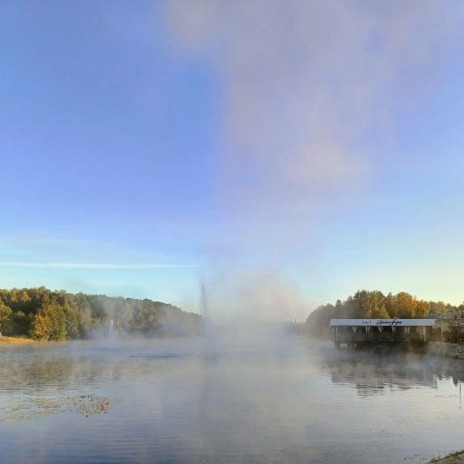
{"left": 4, "top": 2, "right": 464, "bottom": 462}
{"left": 1, "top": 335, "right": 464, "bottom": 463}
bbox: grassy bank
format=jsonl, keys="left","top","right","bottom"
{"left": 430, "top": 451, "right": 464, "bottom": 463}
{"left": 0, "top": 336, "right": 35, "bottom": 344}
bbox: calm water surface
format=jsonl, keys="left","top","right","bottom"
{"left": 1, "top": 331, "right": 464, "bottom": 463}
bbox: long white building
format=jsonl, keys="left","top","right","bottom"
{"left": 329, "top": 318, "right": 436, "bottom": 348}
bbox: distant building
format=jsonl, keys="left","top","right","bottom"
{"left": 329, "top": 319, "right": 435, "bottom": 348}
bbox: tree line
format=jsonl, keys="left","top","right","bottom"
{"left": 0, "top": 287, "right": 203, "bottom": 341}
{"left": 306, "top": 290, "right": 460, "bottom": 337}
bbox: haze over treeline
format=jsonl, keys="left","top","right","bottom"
{"left": 307, "top": 290, "right": 461, "bottom": 336}
{"left": 0, "top": 287, "right": 202, "bottom": 341}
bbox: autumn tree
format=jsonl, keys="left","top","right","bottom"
{"left": 429, "top": 301, "right": 448, "bottom": 315}
{"left": 415, "top": 300, "right": 430, "bottom": 319}
{"left": 384, "top": 293, "right": 397, "bottom": 318}
{"left": 353, "top": 290, "right": 388, "bottom": 318}
{"left": 30, "top": 303, "right": 67, "bottom": 341}
{"left": 395, "top": 292, "right": 417, "bottom": 318}
{"left": 0, "top": 301, "right": 12, "bottom": 336}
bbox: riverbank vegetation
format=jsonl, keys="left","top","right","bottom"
{"left": 0, "top": 336, "right": 35, "bottom": 344}
{"left": 429, "top": 450, "right": 464, "bottom": 463}
{"left": 306, "top": 290, "right": 461, "bottom": 338}
{"left": 0, "top": 287, "right": 202, "bottom": 341}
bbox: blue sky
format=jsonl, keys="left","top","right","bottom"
{"left": 2, "top": 1, "right": 464, "bottom": 320}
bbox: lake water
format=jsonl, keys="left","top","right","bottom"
{"left": 1, "top": 330, "right": 464, "bottom": 463}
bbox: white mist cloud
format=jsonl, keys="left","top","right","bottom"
{"left": 164, "top": 1, "right": 460, "bottom": 315}
{"left": 166, "top": 0, "right": 456, "bottom": 218}
{"left": 207, "top": 269, "right": 313, "bottom": 323}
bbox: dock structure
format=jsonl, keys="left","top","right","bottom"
{"left": 329, "top": 319, "right": 436, "bottom": 349}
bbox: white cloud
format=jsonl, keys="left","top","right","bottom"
{"left": 166, "top": 0, "right": 457, "bottom": 218}
{"left": 0, "top": 262, "right": 199, "bottom": 270}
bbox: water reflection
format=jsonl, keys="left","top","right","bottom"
{"left": 0, "top": 337, "right": 464, "bottom": 463}
{"left": 319, "top": 346, "right": 464, "bottom": 397}
{"left": 0, "top": 339, "right": 193, "bottom": 389}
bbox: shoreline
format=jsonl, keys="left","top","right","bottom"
{"left": 0, "top": 336, "right": 35, "bottom": 344}
{"left": 428, "top": 341, "right": 464, "bottom": 359}
{"left": 430, "top": 451, "right": 464, "bottom": 463}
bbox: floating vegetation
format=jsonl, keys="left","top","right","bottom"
{"left": 68, "top": 394, "right": 114, "bottom": 416}
{"left": 3, "top": 394, "right": 115, "bottom": 420}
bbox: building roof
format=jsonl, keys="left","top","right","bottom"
{"left": 329, "top": 319, "right": 436, "bottom": 327}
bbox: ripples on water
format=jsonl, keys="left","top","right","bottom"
{"left": 1, "top": 332, "right": 464, "bottom": 463}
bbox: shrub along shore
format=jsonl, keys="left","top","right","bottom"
{"left": 0, "top": 335, "right": 35, "bottom": 344}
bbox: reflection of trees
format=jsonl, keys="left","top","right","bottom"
{"left": 0, "top": 341, "right": 193, "bottom": 393}
{"left": 321, "top": 350, "right": 464, "bottom": 397}
{"left": 436, "top": 363, "right": 464, "bottom": 387}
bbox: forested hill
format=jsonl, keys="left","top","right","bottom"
{"left": 306, "top": 290, "right": 461, "bottom": 337}
{"left": 0, "top": 287, "right": 203, "bottom": 341}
